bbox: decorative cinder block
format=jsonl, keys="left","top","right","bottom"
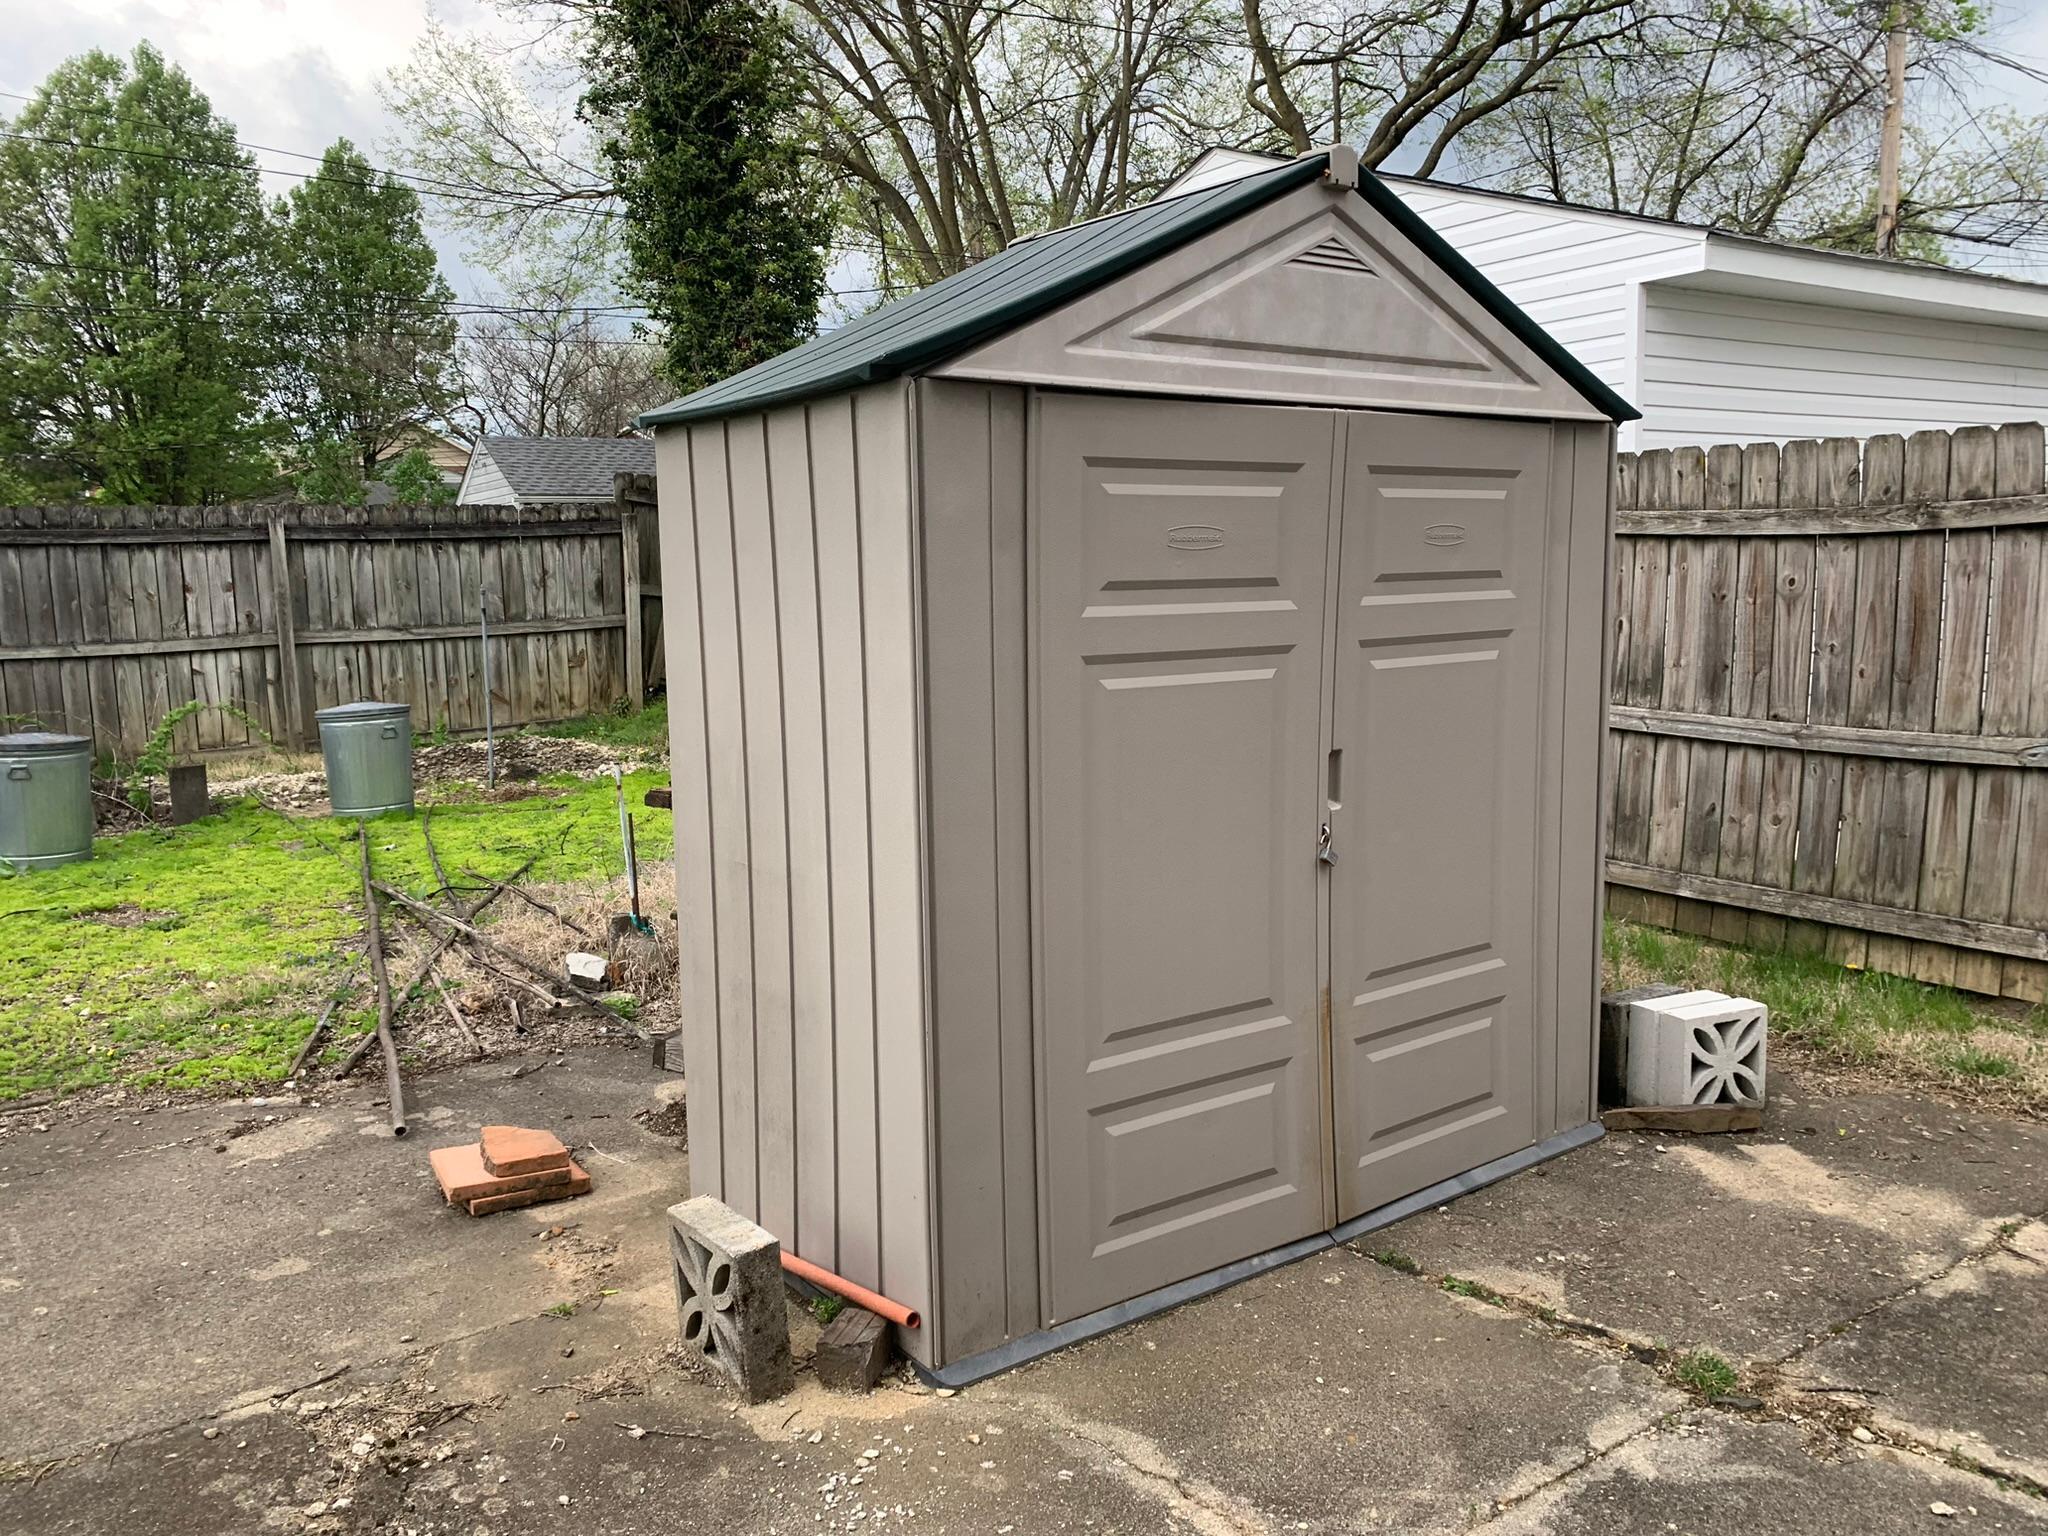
{"left": 815, "top": 1306, "right": 892, "bottom": 1393}
{"left": 1621, "top": 990, "right": 1768, "bottom": 1107}
{"left": 667, "top": 1197, "right": 793, "bottom": 1403}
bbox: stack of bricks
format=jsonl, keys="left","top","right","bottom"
{"left": 429, "top": 1124, "right": 592, "bottom": 1216}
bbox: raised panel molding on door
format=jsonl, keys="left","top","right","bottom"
{"left": 1326, "top": 412, "right": 1552, "bottom": 1219}
{"left": 1035, "top": 392, "right": 1335, "bottom": 1323}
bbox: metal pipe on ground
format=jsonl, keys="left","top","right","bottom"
{"left": 780, "top": 1253, "right": 920, "bottom": 1329}
{"left": 356, "top": 830, "right": 406, "bottom": 1137}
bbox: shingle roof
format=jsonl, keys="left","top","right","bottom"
{"left": 477, "top": 436, "right": 655, "bottom": 501}
{"left": 638, "top": 152, "right": 1638, "bottom": 427}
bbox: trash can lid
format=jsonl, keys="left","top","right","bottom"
{"left": 0, "top": 731, "right": 93, "bottom": 756}
{"left": 314, "top": 701, "right": 413, "bottom": 723}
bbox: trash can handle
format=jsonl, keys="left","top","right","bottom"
{"left": 380, "top": 723, "right": 399, "bottom": 739}
{"left": 5, "top": 765, "right": 28, "bottom": 781}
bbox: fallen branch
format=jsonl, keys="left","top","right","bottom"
{"left": 288, "top": 968, "right": 360, "bottom": 1079}
{"left": 431, "top": 966, "right": 483, "bottom": 1059}
{"left": 461, "top": 867, "right": 597, "bottom": 941}
{"left": 615, "top": 1422, "right": 710, "bottom": 1441}
{"left": 358, "top": 831, "right": 406, "bottom": 1138}
{"left": 333, "top": 855, "right": 535, "bottom": 1077}
{"left": 372, "top": 882, "right": 641, "bottom": 1035}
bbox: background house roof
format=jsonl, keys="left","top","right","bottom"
{"left": 638, "top": 151, "right": 1638, "bottom": 428}
{"left": 470, "top": 436, "right": 654, "bottom": 502}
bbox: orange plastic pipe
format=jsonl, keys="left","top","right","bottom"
{"left": 781, "top": 1252, "right": 921, "bottom": 1328}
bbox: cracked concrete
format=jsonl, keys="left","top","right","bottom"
{"left": 3, "top": 1057, "right": 2045, "bottom": 1534}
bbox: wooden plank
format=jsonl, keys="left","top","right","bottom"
{"left": 1606, "top": 707, "right": 2048, "bottom": 767}
{"left": 0, "top": 631, "right": 286, "bottom": 661}
{"left": 1601, "top": 1105, "right": 1763, "bottom": 1134}
{"left": 1617, "top": 490, "right": 2048, "bottom": 536}
{"left": 1607, "top": 860, "right": 2048, "bottom": 962}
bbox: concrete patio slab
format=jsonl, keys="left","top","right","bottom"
{"left": 1366, "top": 1073, "right": 2048, "bottom": 1363}
{"left": 0, "top": 1046, "right": 687, "bottom": 1463}
{"left": 1477, "top": 1412, "right": 2048, "bottom": 1534}
{"left": 981, "top": 1242, "right": 1688, "bottom": 1534}
{"left": 1788, "top": 1220, "right": 2048, "bottom": 1490}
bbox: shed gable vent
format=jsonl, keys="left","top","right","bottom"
{"left": 1288, "top": 237, "right": 1374, "bottom": 275}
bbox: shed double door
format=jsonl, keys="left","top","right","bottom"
{"left": 1037, "top": 393, "right": 1552, "bottom": 1323}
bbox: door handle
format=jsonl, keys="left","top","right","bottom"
{"left": 1317, "top": 823, "right": 1338, "bottom": 866}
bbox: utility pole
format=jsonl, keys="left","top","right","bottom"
{"left": 1874, "top": 6, "right": 1908, "bottom": 257}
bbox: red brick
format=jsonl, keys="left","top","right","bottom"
{"left": 467, "top": 1160, "right": 591, "bottom": 1215}
{"left": 479, "top": 1124, "right": 572, "bottom": 1177}
{"left": 430, "top": 1143, "right": 577, "bottom": 1206}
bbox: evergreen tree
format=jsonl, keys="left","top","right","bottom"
{"left": 0, "top": 45, "right": 277, "bottom": 502}
{"left": 274, "top": 141, "right": 460, "bottom": 478}
{"left": 581, "top": 0, "right": 829, "bottom": 392}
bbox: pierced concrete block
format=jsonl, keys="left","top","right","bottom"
{"left": 815, "top": 1306, "right": 892, "bottom": 1393}
{"left": 667, "top": 1197, "right": 793, "bottom": 1403}
{"left": 1621, "top": 990, "right": 1768, "bottom": 1107}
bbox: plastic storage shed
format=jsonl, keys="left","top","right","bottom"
{"left": 639, "top": 149, "right": 1638, "bottom": 1383}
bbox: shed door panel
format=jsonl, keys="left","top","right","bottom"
{"left": 1037, "top": 393, "right": 1333, "bottom": 1323}
{"left": 1328, "top": 412, "right": 1551, "bottom": 1219}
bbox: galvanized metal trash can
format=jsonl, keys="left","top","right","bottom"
{"left": 0, "top": 732, "right": 94, "bottom": 871}
{"left": 316, "top": 702, "right": 416, "bottom": 817}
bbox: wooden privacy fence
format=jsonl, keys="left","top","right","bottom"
{"left": 1607, "top": 420, "right": 2048, "bottom": 1003}
{"left": 0, "top": 494, "right": 663, "bottom": 761}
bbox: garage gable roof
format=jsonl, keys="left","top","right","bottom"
{"left": 638, "top": 152, "right": 1638, "bottom": 427}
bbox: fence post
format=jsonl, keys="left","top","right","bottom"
{"left": 617, "top": 475, "right": 645, "bottom": 710}
{"left": 266, "top": 511, "right": 304, "bottom": 749}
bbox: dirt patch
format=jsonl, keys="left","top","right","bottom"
{"left": 72, "top": 903, "right": 177, "bottom": 928}
{"left": 634, "top": 1098, "right": 687, "bottom": 1144}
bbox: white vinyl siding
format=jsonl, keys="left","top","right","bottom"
{"left": 1638, "top": 284, "right": 2048, "bottom": 449}
{"left": 456, "top": 449, "right": 515, "bottom": 505}
{"left": 1395, "top": 185, "right": 1703, "bottom": 421}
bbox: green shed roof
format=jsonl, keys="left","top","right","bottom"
{"left": 638, "top": 153, "right": 1639, "bottom": 428}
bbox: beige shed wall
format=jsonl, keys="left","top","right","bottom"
{"left": 655, "top": 382, "right": 935, "bottom": 1364}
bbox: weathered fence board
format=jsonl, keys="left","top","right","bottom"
{"left": 1608, "top": 420, "right": 2048, "bottom": 1003}
{"left": 0, "top": 497, "right": 663, "bottom": 761}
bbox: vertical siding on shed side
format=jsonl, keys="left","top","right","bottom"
{"left": 916, "top": 380, "right": 1040, "bottom": 1363}
{"left": 653, "top": 384, "right": 934, "bottom": 1364}
{"left": 1639, "top": 286, "right": 2048, "bottom": 448}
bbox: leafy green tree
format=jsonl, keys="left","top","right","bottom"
{"left": 0, "top": 45, "right": 277, "bottom": 502}
{"left": 581, "top": 0, "right": 828, "bottom": 391}
{"left": 379, "top": 444, "right": 456, "bottom": 504}
{"left": 296, "top": 437, "right": 367, "bottom": 504}
{"left": 273, "top": 140, "right": 460, "bottom": 479}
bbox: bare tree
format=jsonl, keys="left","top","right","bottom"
{"left": 457, "top": 276, "right": 665, "bottom": 437}
{"left": 1456, "top": 0, "right": 2048, "bottom": 264}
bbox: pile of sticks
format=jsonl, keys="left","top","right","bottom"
{"left": 299, "top": 810, "right": 641, "bottom": 1138}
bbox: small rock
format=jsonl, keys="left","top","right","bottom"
{"left": 201, "top": 1427, "right": 220, "bottom": 1440}
{"left": 563, "top": 1410, "right": 580, "bottom": 1423}
{"left": 562, "top": 1347, "right": 575, "bottom": 1359}
{"left": 304, "top": 1502, "right": 327, "bottom": 1518}
{"left": 399, "top": 1334, "right": 415, "bottom": 1343}
{"left": 558, "top": 1494, "right": 572, "bottom": 1507}
{"left": 1852, "top": 1426, "right": 1876, "bottom": 1444}
{"left": 1930, "top": 1503, "right": 1957, "bottom": 1518}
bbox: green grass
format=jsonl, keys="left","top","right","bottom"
{"left": 809, "top": 1294, "right": 845, "bottom": 1326}
{"left": 1369, "top": 1248, "right": 1422, "bottom": 1275}
{"left": 0, "top": 770, "right": 671, "bottom": 1103}
{"left": 1603, "top": 917, "right": 2044, "bottom": 1097}
{"left": 532, "top": 699, "right": 671, "bottom": 753}
{"left": 1669, "top": 1347, "right": 1739, "bottom": 1398}
{"left": 1440, "top": 1275, "right": 1508, "bottom": 1307}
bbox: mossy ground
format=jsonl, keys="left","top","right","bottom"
{"left": 0, "top": 770, "right": 671, "bottom": 1102}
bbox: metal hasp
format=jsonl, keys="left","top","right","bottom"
{"left": 315, "top": 702, "right": 416, "bottom": 817}
{"left": 0, "top": 732, "right": 94, "bottom": 871}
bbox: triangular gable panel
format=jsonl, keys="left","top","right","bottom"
{"left": 931, "top": 181, "right": 1605, "bottom": 420}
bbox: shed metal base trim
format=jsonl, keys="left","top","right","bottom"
{"left": 915, "top": 1119, "right": 1604, "bottom": 1390}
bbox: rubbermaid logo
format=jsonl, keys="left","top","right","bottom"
{"left": 1423, "top": 523, "right": 1467, "bottom": 547}
{"left": 1166, "top": 525, "right": 1226, "bottom": 551}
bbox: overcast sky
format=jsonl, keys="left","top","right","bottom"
{"left": 9, "top": 0, "right": 2048, "bottom": 299}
